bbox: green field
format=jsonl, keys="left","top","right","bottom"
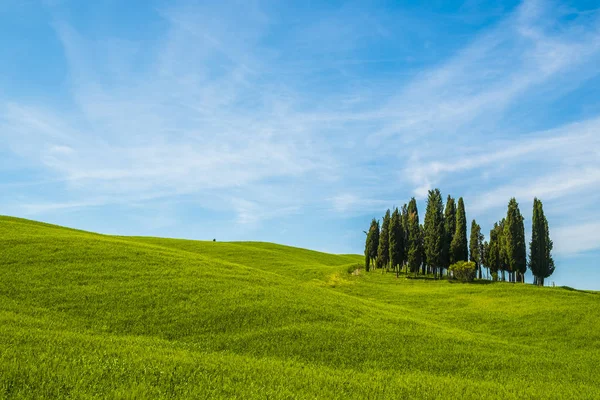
{"left": 1, "top": 216, "right": 599, "bottom": 399}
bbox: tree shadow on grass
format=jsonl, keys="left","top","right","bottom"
{"left": 403, "top": 275, "right": 495, "bottom": 285}
{"left": 405, "top": 276, "right": 438, "bottom": 281}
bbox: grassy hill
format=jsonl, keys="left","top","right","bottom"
{"left": 1, "top": 216, "right": 599, "bottom": 399}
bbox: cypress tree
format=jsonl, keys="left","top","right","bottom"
{"left": 364, "top": 229, "right": 371, "bottom": 272}
{"left": 529, "top": 198, "right": 555, "bottom": 286}
{"left": 389, "top": 207, "right": 404, "bottom": 277}
{"left": 451, "top": 197, "right": 468, "bottom": 263}
{"left": 498, "top": 218, "right": 509, "bottom": 281}
{"left": 488, "top": 223, "right": 500, "bottom": 280}
{"left": 377, "top": 210, "right": 391, "bottom": 271}
{"left": 505, "top": 198, "right": 527, "bottom": 283}
{"left": 424, "top": 189, "right": 445, "bottom": 279}
{"left": 406, "top": 198, "right": 422, "bottom": 275}
{"left": 443, "top": 196, "right": 456, "bottom": 273}
{"left": 469, "top": 220, "right": 483, "bottom": 279}
{"left": 401, "top": 203, "right": 409, "bottom": 271}
{"left": 420, "top": 224, "right": 427, "bottom": 275}
{"left": 482, "top": 240, "right": 489, "bottom": 279}
{"left": 367, "top": 219, "right": 379, "bottom": 272}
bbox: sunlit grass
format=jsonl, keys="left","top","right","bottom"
{"left": 1, "top": 216, "right": 598, "bottom": 398}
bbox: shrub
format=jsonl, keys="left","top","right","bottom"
{"left": 347, "top": 263, "right": 362, "bottom": 275}
{"left": 449, "top": 261, "right": 477, "bottom": 282}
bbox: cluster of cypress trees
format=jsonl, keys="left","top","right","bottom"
{"left": 364, "top": 191, "right": 555, "bottom": 285}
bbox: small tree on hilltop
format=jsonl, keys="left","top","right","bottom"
{"left": 420, "top": 224, "right": 427, "bottom": 275}
{"left": 529, "top": 198, "right": 555, "bottom": 286}
{"left": 389, "top": 207, "right": 404, "bottom": 277}
{"left": 505, "top": 198, "right": 527, "bottom": 283}
{"left": 451, "top": 197, "right": 468, "bottom": 263}
{"left": 401, "top": 204, "right": 409, "bottom": 273}
{"left": 488, "top": 223, "right": 501, "bottom": 281}
{"left": 482, "top": 240, "right": 489, "bottom": 279}
{"left": 377, "top": 209, "right": 391, "bottom": 272}
{"left": 366, "top": 219, "right": 380, "bottom": 272}
{"left": 406, "top": 198, "right": 422, "bottom": 276}
{"left": 424, "top": 189, "right": 445, "bottom": 279}
{"left": 443, "top": 196, "right": 456, "bottom": 274}
{"left": 469, "top": 220, "right": 483, "bottom": 279}
{"left": 364, "top": 229, "right": 371, "bottom": 272}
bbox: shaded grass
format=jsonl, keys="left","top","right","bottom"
{"left": 1, "top": 216, "right": 599, "bottom": 398}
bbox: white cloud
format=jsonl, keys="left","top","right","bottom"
{"left": 1, "top": 0, "right": 600, "bottom": 245}
{"left": 367, "top": 0, "right": 600, "bottom": 150}
{"left": 553, "top": 221, "right": 600, "bottom": 255}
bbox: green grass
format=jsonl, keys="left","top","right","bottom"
{"left": 1, "top": 216, "right": 599, "bottom": 399}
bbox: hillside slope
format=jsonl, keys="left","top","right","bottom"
{"left": 1, "top": 216, "right": 599, "bottom": 399}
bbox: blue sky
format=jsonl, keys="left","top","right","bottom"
{"left": 1, "top": 0, "right": 600, "bottom": 289}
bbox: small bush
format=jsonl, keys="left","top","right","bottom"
{"left": 347, "top": 263, "right": 362, "bottom": 275}
{"left": 449, "top": 261, "right": 477, "bottom": 282}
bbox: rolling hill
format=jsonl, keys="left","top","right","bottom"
{"left": 1, "top": 216, "right": 599, "bottom": 399}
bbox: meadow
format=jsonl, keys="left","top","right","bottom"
{"left": 1, "top": 216, "right": 599, "bottom": 399}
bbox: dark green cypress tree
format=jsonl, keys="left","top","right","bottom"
{"left": 407, "top": 213, "right": 421, "bottom": 276}
{"left": 424, "top": 189, "right": 445, "bottom": 279}
{"left": 469, "top": 220, "right": 483, "bottom": 279}
{"left": 378, "top": 209, "right": 391, "bottom": 271}
{"left": 389, "top": 207, "right": 404, "bottom": 277}
{"left": 406, "top": 198, "right": 422, "bottom": 275}
{"left": 505, "top": 198, "right": 527, "bottom": 283}
{"left": 367, "top": 219, "right": 379, "bottom": 272}
{"left": 401, "top": 203, "right": 409, "bottom": 271}
{"left": 420, "top": 224, "right": 427, "bottom": 275}
{"left": 364, "top": 228, "right": 371, "bottom": 272}
{"left": 482, "top": 240, "right": 489, "bottom": 279}
{"left": 451, "top": 197, "right": 468, "bottom": 263}
{"left": 529, "top": 198, "right": 555, "bottom": 286}
{"left": 498, "top": 218, "right": 509, "bottom": 281}
{"left": 443, "top": 196, "right": 456, "bottom": 273}
{"left": 488, "top": 223, "right": 500, "bottom": 280}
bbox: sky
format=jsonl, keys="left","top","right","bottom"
{"left": 1, "top": 0, "right": 599, "bottom": 289}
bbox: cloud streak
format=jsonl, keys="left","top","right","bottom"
{"left": 1, "top": 0, "right": 599, "bottom": 259}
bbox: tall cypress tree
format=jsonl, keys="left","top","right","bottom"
{"left": 420, "top": 224, "right": 427, "bottom": 275}
{"left": 407, "top": 198, "right": 422, "bottom": 275}
{"left": 488, "top": 223, "right": 501, "bottom": 280}
{"left": 424, "top": 189, "right": 445, "bottom": 279}
{"left": 498, "top": 218, "right": 509, "bottom": 281}
{"left": 469, "top": 220, "right": 483, "bottom": 279}
{"left": 378, "top": 210, "right": 391, "bottom": 271}
{"left": 443, "top": 196, "right": 456, "bottom": 273}
{"left": 364, "top": 227, "right": 371, "bottom": 272}
{"left": 529, "top": 198, "right": 555, "bottom": 286}
{"left": 487, "top": 219, "right": 506, "bottom": 280}
{"left": 505, "top": 198, "right": 527, "bottom": 283}
{"left": 401, "top": 203, "right": 409, "bottom": 271}
{"left": 367, "top": 219, "right": 379, "bottom": 272}
{"left": 389, "top": 207, "right": 404, "bottom": 277}
{"left": 451, "top": 197, "right": 468, "bottom": 263}
{"left": 482, "top": 240, "right": 489, "bottom": 279}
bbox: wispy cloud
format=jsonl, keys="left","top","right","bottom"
{"left": 553, "top": 222, "right": 600, "bottom": 256}
{"left": 1, "top": 0, "right": 600, "bottom": 258}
